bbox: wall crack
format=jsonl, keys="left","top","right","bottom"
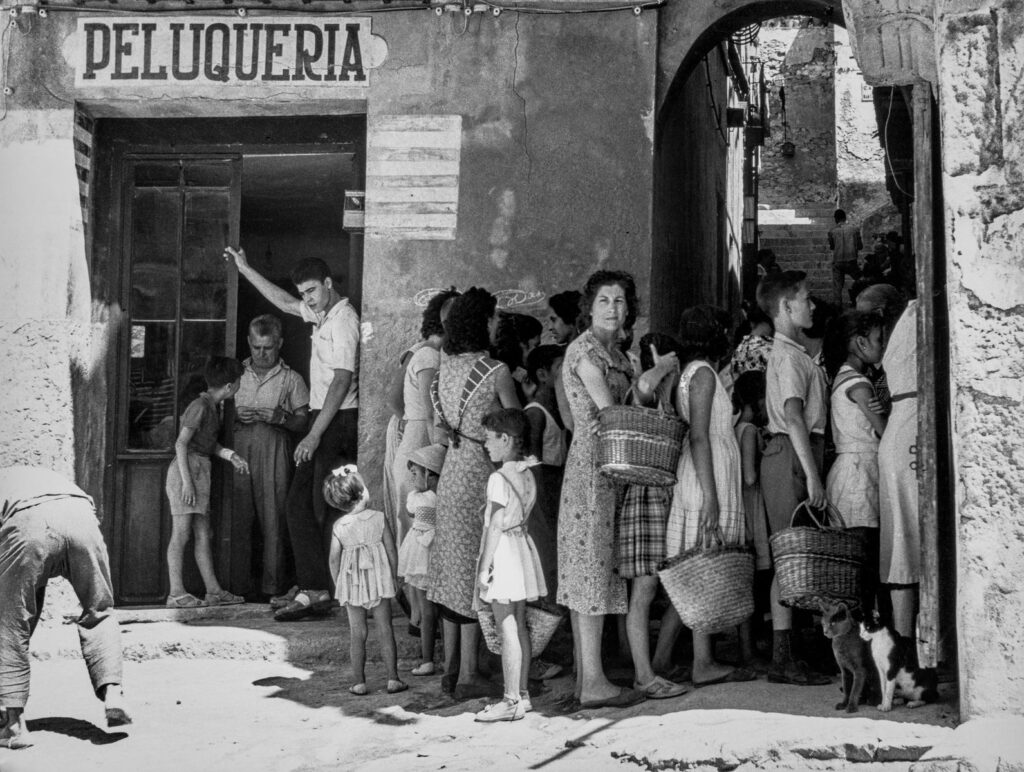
{"left": 511, "top": 13, "right": 531, "bottom": 182}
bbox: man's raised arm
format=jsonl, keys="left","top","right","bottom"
{"left": 224, "top": 246, "right": 302, "bottom": 317}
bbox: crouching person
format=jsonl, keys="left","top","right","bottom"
{"left": 0, "top": 466, "right": 131, "bottom": 749}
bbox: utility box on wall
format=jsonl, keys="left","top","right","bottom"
{"left": 343, "top": 190, "right": 365, "bottom": 231}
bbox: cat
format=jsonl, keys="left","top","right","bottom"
{"left": 821, "top": 601, "right": 875, "bottom": 713}
{"left": 859, "top": 610, "right": 939, "bottom": 711}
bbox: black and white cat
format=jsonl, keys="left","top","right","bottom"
{"left": 859, "top": 610, "right": 939, "bottom": 711}
{"left": 821, "top": 601, "right": 875, "bottom": 713}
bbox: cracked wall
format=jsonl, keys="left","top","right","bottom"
{"left": 0, "top": 9, "right": 656, "bottom": 536}
{"left": 938, "top": 0, "right": 1024, "bottom": 718}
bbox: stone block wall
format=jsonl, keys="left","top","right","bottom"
{"left": 937, "top": 0, "right": 1024, "bottom": 719}
{"left": 758, "top": 19, "right": 836, "bottom": 208}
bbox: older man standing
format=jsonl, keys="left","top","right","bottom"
{"left": 225, "top": 247, "right": 359, "bottom": 622}
{"left": 0, "top": 466, "right": 131, "bottom": 749}
{"left": 234, "top": 314, "right": 309, "bottom": 601}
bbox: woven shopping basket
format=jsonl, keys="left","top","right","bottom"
{"left": 769, "top": 501, "right": 866, "bottom": 611}
{"left": 657, "top": 532, "right": 754, "bottom": 634}
{"left": 597, "top": 404, "right": 688, "bottom": 488}
{"left": 478, "top": 604, "right": 565, "bottom": 656}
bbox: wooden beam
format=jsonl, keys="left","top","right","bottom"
{"left": 913, "top": 81, "right": 939, "bottom": 669}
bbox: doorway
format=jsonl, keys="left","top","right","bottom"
{"left": 94, "top": 115, "right": 365, "bottom": 604}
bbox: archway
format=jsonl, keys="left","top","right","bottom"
{"left": 650, "top": 0, "right": 955, "bottom": 709}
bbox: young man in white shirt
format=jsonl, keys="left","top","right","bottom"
{"left": 226, "top": 247, "right": 359, "bottom": 621}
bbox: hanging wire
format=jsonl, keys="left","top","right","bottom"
{"left": 0, "top": 15, "right": 13, "bottom": 122}
{"left": 883, "top": 87, "right": 913, "bottom": 201}
{"left": 703, "top": 55, "right": 729, "bottom": 146}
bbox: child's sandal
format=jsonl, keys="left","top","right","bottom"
{"left": 349, "top": 683, "right": 368, "bottom": 696}
{"left": 386, "top": 679, "right": 408, "bottom": 694}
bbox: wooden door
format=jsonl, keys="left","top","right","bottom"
{"left": 113, "top": 157, "right": 240, "bottom": 604}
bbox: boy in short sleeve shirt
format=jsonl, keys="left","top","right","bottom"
{"left": 757, "top": 272, "right": 831, "bottom": 687}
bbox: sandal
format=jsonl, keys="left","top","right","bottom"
{"left": 205, "top": 590, "right": 244, "bottom": 606}
{"left": 634, "top": 676, "right": 690, "bottom": 699}
{"left": 349, "top": 683, "right": 368, "bottom": 696}
{"left": 387, "top": 679, "right": 409, "bottom": 694}
{"left": 410, "top": 662, "right": 435, "bottom": 676}
{"left": 166, "top": 593, "right": 205, "bottom": 608}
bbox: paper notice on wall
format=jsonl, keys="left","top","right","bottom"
{"left": 365, "top": 115, "right": 462, "bottom": 241}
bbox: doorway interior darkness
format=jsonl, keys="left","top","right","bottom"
{"left": 92, "top": 115, "right": 365, "bottom": 604}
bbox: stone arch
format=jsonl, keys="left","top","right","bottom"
{"left": 656, "top": 0, "right": 845, "bottom": 121}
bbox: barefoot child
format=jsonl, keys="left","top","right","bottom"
{"left": 823, "top": 310, "right": 888, "bottom": 614}
{"left": 325, "top": 465, "right": 407, "bottom": 696}
{"left": 165, "top": 356, "right": 249, "bottom": 608}
{"left": 398, "top": 444, "right": 446, "bottom": 676}
{"left": 733, "top": 370, "right": 771, "bottom": 667}
{"left": 475, "top": 408, "right": 547, "bottom": 722}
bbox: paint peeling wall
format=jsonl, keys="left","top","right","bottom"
{"left": 759, "top": 20, "right": 837, "bottom": 208}
{"left": 358, "top": 11, "right": 657, "bottom": 492}
{"left": 0, "top": 7, "right": 656, "bottom": 514}
{"left": 937, "top": 0, "right": 1024, "bottom": 719}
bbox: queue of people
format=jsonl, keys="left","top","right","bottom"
{"left": 142, "top": 247, "right": 921, "bottom": 721}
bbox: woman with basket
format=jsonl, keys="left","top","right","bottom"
{"left": 659, "top": 306, "right": 757, "bottom": 688}
{"left": 427, "top": 288, "right": 521, "bottom": 698}
{"left": 556, "top": 270, "right": 645, "bottom": 710}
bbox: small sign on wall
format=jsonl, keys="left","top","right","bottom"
{"left": 365, "top": 115, "right": 462, "bottom": 241}
{"left": 74, "top": 17, "right": 387, "bottom": 89}
{"left": 343, "top": 191, "right": 365, "bottom": 232}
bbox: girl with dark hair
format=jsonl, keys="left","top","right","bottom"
{"left": 658, "top": 306, "right": 756, "bottom": 687}
{"left": 492, "top": 312, "right": 543, "bottom": 403}
{"left": 557, "top": 270, "right": 645, "bottom": 709}
{"left": 731, "top": 299, "right": 774, "bottom": 380}
{"left": 387, "top": 288, "right": 459, "bottom": 636}
{"left": 426, "top": 288, "right": 520, "bottom": 698}
{"left": 545, "top": 290, "right": 583, "bottom": 345}
{"left": 823, "top": 310, "right": 887, "bottom": 615}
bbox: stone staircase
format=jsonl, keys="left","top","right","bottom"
{"left": 758, "top": 204, "right": 836, "bottom": 300}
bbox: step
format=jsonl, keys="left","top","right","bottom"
{"left": 32, "top": 603, "right": 423, "bottom": 666}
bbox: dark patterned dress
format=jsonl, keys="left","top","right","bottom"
{"left": 426, "top": 352, "right": 506, "bottom": 620}
{"left": 556, "top": 331, "right": 632, "bottom": 615}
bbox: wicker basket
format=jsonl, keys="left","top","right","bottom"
{"left": 478, "top": 604, "right": 565, "bottom": 656}
{"left": 769, "top": 501, "right": 866, "bottom": 611}
{"left": 597, "top": 404, "right": 688, "bottom": 487}
{"left": 658, "top": 538, "right": 754, "bottom": 633}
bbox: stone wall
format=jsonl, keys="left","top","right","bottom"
{"left": 936, "top": 0, "right": 1024, "bottom": 719}
{"left": 833, "top": 25, "right": 899, "bottom": 234}
{"left": 759, "top": 19, "right": 836, "bottom": 208}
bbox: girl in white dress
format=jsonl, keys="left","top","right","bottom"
{"left": 823, "top": 310, "right": 887, "bottom": 613}
{"left": 397, "top": 443, "right": 447, "bottom": 676}
{"left": 474, "top": 408, "right": 547, "bottom": 722}
{"left": 324, "top": 465, "right": 406, "bottom": 697}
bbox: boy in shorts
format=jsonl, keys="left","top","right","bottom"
{"left": 165, "top": 356, "right": 250, "bottom": 608}
{"left": 757, "top": 272, "right": 831, "bottom": 686}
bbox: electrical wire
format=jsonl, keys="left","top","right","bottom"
{"left": 0, "top": 0, "right": 664, "bottom": 15}
{"left": 883, "top": 86, "right": 912, "bottom": 201}
{"left": 0, "top": 16, "right": 12, "bottom": 122}
{"left": 704, "top": 54, "right": 729, "bottom": 146}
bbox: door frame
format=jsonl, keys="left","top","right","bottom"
{"left": 93, "top": 116, "right": 366, "bottom": 603}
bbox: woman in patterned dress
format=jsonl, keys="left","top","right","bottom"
{"left": 426, "top": 288, "right": 519, "bottom": 698}
{"left": 557, "top": 270, "right": 644, "bottom": 709}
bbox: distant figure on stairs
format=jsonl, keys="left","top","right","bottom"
{"left": 757, "top": 248, "right": 781, "bottom": 278}
{"left": 827, "top": 209, "right": 863, "bottom": 306}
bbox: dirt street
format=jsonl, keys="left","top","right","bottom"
{"left": 2, "top": 650, "right": 956, "bottom": 772}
